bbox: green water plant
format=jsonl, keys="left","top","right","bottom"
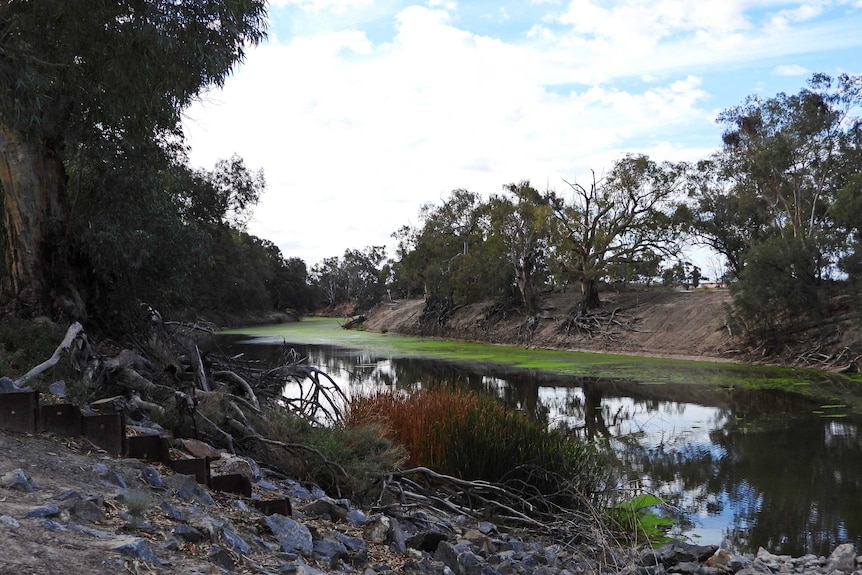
{"left": 608, "top": 493, "right": 676, "bottom": 544}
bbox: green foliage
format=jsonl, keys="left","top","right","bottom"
{"left": 347, "top": 389, "right": 611, "bottom": 509}
{"left": 546, "top": 155, "right": 687, "bottom": 310}
{"left": 310, "top": 246, "right": 387, "bottom": 311}
{"left": 731, "top": 236, "right": 824, "bottom": 336}
{"left": 689, "top": 73, "right": 862, "bottom": 334}
{"left": 189, "top": 397, "right": 405, "bottom": 501}
{"left": 608, "top": 493, "right": 676, "bottom": 544}
{"left": 0, "top": 318, "right": 75, "bottom": 381}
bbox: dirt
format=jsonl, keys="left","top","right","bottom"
{"left": 363, "top": 288, "right": 862, "bottom": 367}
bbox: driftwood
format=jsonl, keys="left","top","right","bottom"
{"left": 14, "top": 322, "right": 84, "bottom": 387}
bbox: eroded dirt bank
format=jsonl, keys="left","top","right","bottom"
{"left": 363, "top": 289, "right": 862, "bottom": 367}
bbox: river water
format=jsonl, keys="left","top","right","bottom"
{"left": 218, "top": 328, "right": 862, "bottom": 557}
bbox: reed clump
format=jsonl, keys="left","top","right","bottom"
{"left": 347, "top": 388, "right": 611, "bottom": 509}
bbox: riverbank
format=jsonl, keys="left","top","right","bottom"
{"left": 362, "top": 289, "right": 862, "bottom": 368}
{"left": 3, "top": 428, "right": 860, "bottom": 574}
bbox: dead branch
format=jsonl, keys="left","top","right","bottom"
{"left": 14, "top": 322, "right": 84, "bottom": 387}
{"left": 192, "top": 344, "right": 211, "bottom": 392}
{"left": 212, "top": 370, "right": 260, "bottom": 411}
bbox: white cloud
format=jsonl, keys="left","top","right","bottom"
{"left": 773, "top": 64, "right": 810, "bottom": 76}
{"left": 183, "top": 1, "right": 862, "bottom": 266}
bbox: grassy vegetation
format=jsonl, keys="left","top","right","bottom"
{"left": 346, "top": 388, "right": 612, "bottom": 510}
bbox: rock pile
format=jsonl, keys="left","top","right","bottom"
{"left": 1, "top": 431, "right": 860, "bottom": 574}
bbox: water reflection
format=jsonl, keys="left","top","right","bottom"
{"left": 218, "top": 335, "right": 862, "bottom": 557}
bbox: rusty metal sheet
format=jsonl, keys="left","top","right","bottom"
{"left": 210, "top": 473, "right": 252, "bottom": 497}
{"left": 251, "top": 498, "right": 292, "bottom": 517}
{"left": 126, "top": 434, "right": 171, "bottom": 464}
{"left": 82, "top": 413, "right": 126, "bottom": 456}
{"left": 170, "top": 458, "right": 211, "bottom": 485}
{"left": 0, "top": 391, "right": 39, "bottom": 433}
{"left": 40, "top": 403, "right": 83, "bottom": 437}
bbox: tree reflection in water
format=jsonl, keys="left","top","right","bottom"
{"left": 219, "top": 336, "right": 862, "bottom": 557}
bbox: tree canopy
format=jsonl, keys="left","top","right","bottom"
{"left": 0, "top": 0, "right": 267, "bottom": 317}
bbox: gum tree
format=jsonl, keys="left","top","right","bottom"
{"left": 546, "top": 155, "right": 687, "bottom": 312}
{"left": 0, "top": 0, "right": 266, "bottom": 316}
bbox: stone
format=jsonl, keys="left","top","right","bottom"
{"left": 71, "top": 498, "right": 105, "bottom": 523}
{"left": 160, "top": 501, "right": 187, "bottom": 521}
{"left": 180, "top": 438, "right": 222, "bottom": 459}
{"left": 364, "top": 515, "right": 390, "bottom": 544}
{"left": 1, "top": 515, "right": 20, "bottom": 528}
{"left": 174, "top": 524, "right": 205, "bottom": 543}
{"left": 387, "top": 517, "right": 407, "bottom": 554}
{"left": 219, "top": 526, "right": 251, "bottom": 555}
{"left": 408, "top": 531, "right": 449, "bottom": 553}
{"left": 109, "top": 536, "right": 163, "bottom": 565}
{"left": 206, "top": 545, "right": 236, "bottom": 571}
{"left": 283, "top": 479, "right": 313, "bottom": 500}
{"left": 828, "top": 543, "right": 857, "bottom": 573}
{"left": 313, "top": 537, "right": 349, "bottom": 567}
{"left": 0, "top": 376, "right": 16, "bottom": 392}
{"left": 140, "top": 466, "right": 163, "bottom": 488}
{"left": 302, "top": 496, "right": 350, "bottom": 522}
{"left": 25, "top": 503, "right": 61, "bottom": 518}
{"left": 264, "top": 514, "right": 313, "bottom": 555}
{"left": 48, "top": 380, "right": 67, "bottom": 397}
{"left": 1, "top": 468, "right": 35, "bottom": 492}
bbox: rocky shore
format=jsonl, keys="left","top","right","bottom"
{"left": 2, "top": 430, "right": 859, "bottom": 575}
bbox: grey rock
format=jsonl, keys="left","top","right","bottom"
{"left": 435, "top": 541, "right": 461, "bottom": 573}
{"left": 1, "top": 515, "right": 20, "bottom": 527}
{"left": 264, "top": 513, "right": 313, "bottom": 555}
{"left": 409, "top": 531, "right": 450, "bottom": 553}
{"left": 48, "top": 380, "right": 67, "bottom": 397}
{"left": 283, "top": 480, "right": 313, "bottom": 500}
{"left": 0, "top": 376, "right": 16, "bottom": 392}
{"left": 219, "top": 526, "right": 251, "bottom": 555}
{"left": 828, "top": 544, "right": 857, "bottom": 573}
{"left": 40, "top": 519, "right": 67, "bottom": 530}
{"left": 174, "top": 524, "right": 206, "bottom": 543}
{"left": 302, "top": 496, "right": 350, "bottom": 522}
{"left": 347, "top": 508, "right": 368, "bottom": 526}
{"left": 140, "top": 466, "right": 163, "bottom": 488}
{"left": 313, "top": 537, "right": 349, "bottom": 567}
{"left": 1, "top": 468, "right": 35, "bottom": 492}
{"left": 111, "top": 536, "right": 163, "bottom": 565}
{"left": 207, "top": 545, "right": 236, "bottom": 571}
{"left": 69, "top": 524, "right": 113, "bottom": 539}
{"left": 71, "top": 498, "right": 105, "bottom": 523}
{"left": 160, "top": 501, "right": 187, "bottom": 521}
{"left": 25, "top": 503, "right": 61, "bottom": 518}
{"left": 388, "top": 517, "right": 407, "bottom": 554}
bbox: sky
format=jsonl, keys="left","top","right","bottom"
{"left": 183, "top": 0, "right": 862, "bottom": 273}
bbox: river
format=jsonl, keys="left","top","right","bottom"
{"left": 218, "top": 320, "right": 862, "bottom": 557}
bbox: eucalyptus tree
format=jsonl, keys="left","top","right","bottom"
{"left": 487, "top": 182, "right": 552, "bottom": 314}
{"left": 694, "top": 73, "right": 862, "bottom": 330}
{"left": 546, "top": 155, "right": 687, "bottom": 312}
{"left": 0, "top": 0, "right": 267, "bottom": 316}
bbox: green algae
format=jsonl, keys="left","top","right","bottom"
{"left": 222, "top": 318, "right": 862, "bottom": 412}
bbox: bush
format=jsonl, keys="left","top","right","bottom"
{"left": 346, "top": 388, "right": 611, "bottom": 509}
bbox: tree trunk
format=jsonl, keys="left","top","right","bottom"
{"left": 515, "top": 261, "right": 538, "bottom": 315}
{"left": 579, "top": 277, "right": 601, "bottom": 313}
{"left": 0, "top": 125, "right": 66, "bottom": 315}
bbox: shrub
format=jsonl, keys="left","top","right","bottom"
{"left": 346, "top": 388, "right": 611, "bottom": 510}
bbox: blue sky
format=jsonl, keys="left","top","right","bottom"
{"left": 183, "top": 0, "right": 862, "bottom": 272}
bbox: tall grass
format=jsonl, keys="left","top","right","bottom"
{"left": 346, "top": 388, "right": 611, "bottom": 510}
